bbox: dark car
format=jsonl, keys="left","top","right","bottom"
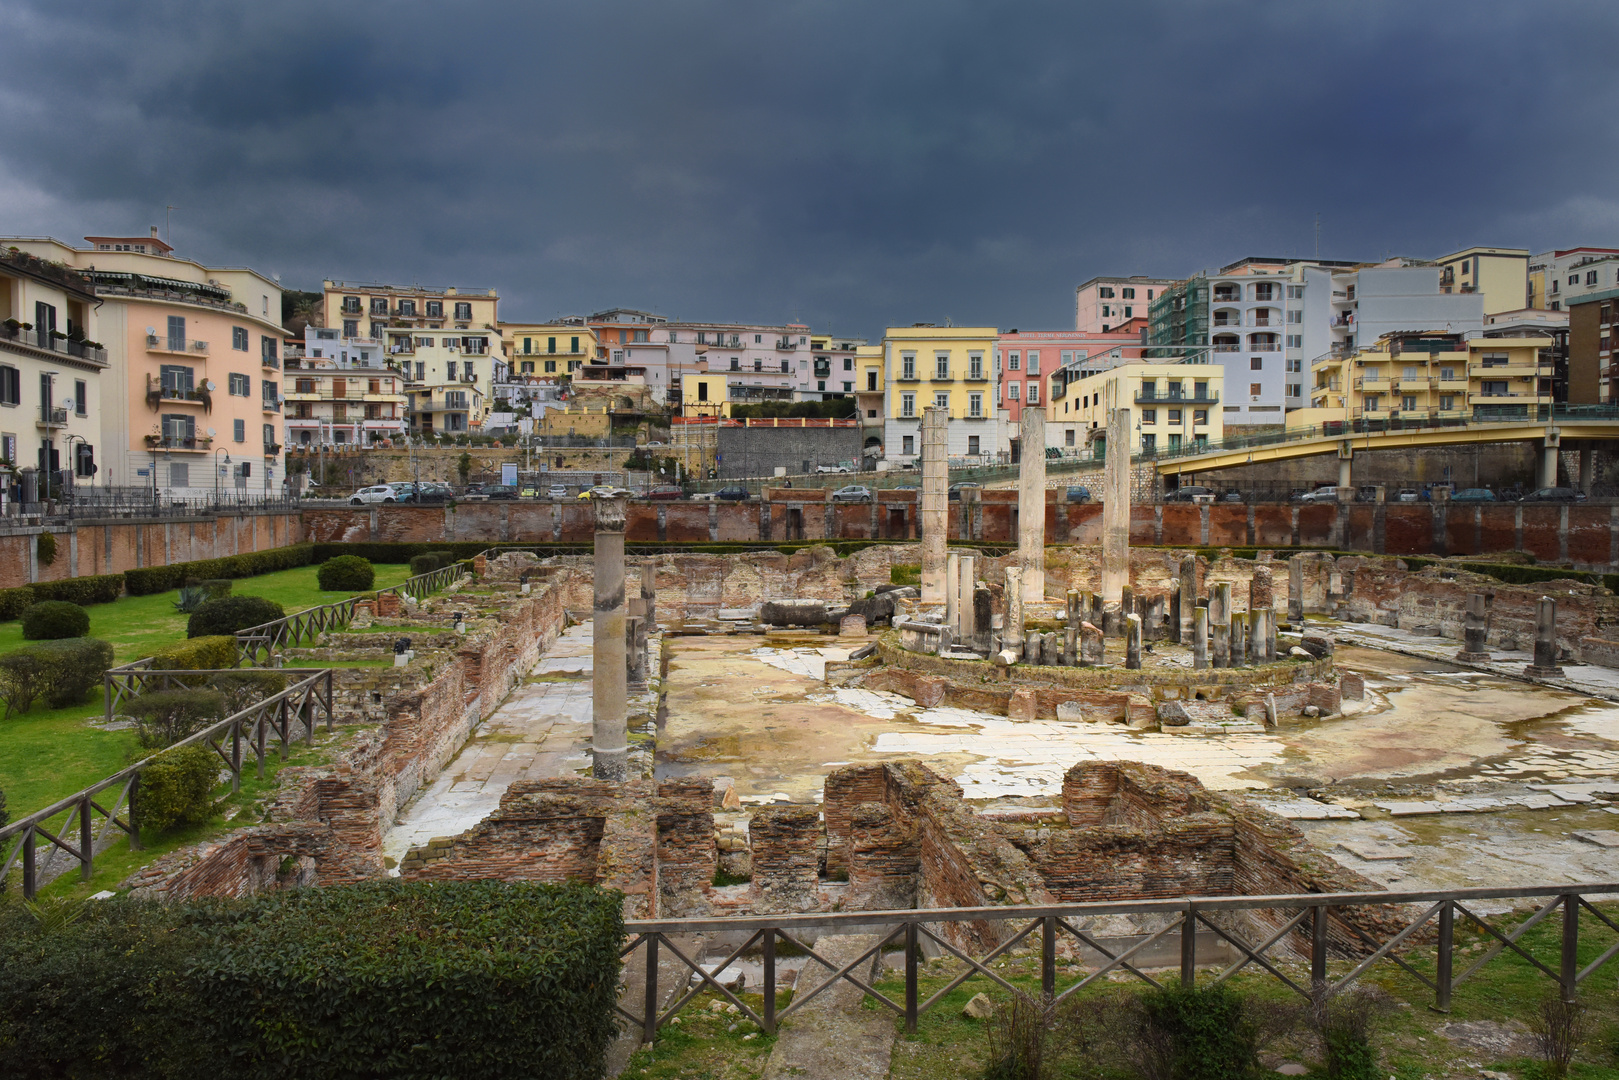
{"left": 1520, "top": 487, "right": 1586, "bottom": 503}
{"left": 1449, "top": 488, "right": 1497, "bottom": 503}
{"left": 714, "top": 485, "right": 750, "bottom": 501}
{"left": 480, "top": 484, "right": 519, "bottom": 500}
{"left": 1162, "top": 485, "right": 1214, "bottom": 504}
{"left": 1065, "top": 486, "right": 1092, "bottom": 503}
{"left": 947, "top": 482, "right": 982, "bottom": 501}
{"left": 1218, "top": 490, "right": 1244, "bottom": 503}
{"left": 646, "top": 484, "right": 685, "bottom": 501}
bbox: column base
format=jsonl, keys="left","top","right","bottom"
{"left": 1523, "top": 664, "right": 1565, "bottom": 678}
{"left": 592, "top": 747, "right": 629, "bottom": 781}
{"left": 1454, "top": 651, "right": 1492, "bottom": 663}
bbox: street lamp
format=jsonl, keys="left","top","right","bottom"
{"left": 214, "top": 448, "right": 233, "bottom": 507}
{"left": 63, "top": 433, "right": 87, "bottom": 520}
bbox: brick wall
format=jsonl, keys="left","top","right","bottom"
{"left": 0, "top": 510, "right": 301, "bottom": 589}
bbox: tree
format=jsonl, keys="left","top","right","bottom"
{"left": 457, "top": 452, "right": 472, "bottom": 485}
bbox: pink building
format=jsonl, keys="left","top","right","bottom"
{"left": 1074, "top": 276, "right": 1178, "bottom": 333}
{"left": 995, "top": 328, "right": 1149, "bottom": 430}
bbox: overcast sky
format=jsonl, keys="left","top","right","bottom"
{"left": 3, "top": 1, "right": 1617, "bottom": 339}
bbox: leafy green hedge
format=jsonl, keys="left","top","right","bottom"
{"left": 150, "top": 635, "right": 238, "bottom": 672}
{"left": 0, "top": 638, "right": 114, "bottom": 715}
{"left": 30, "top": 573, "right": 125, "bottom": 606}
{"left": 187, "top": 596, "right": 285, "bottom": 639}
{"left": 132, "top": 743, "right": 220, "bottom": 826}
{"left": 124, "top": 543, "right": 315, "bottom": 596}
{"left": 315, "top": 554, "right": 375, "bottom": 591}
{"left": 0, "top": 586, "right": 34, "bottom": 621}
{"left": 20, "top": 600, "right": 89, "bottom": 640}
{"left": 0, "top": 881, "right": 625, "bottom": 1079}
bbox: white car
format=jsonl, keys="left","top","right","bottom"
{"left": 349, "top": 485, "right": 401, "bottom": 505}
{"left": 690, "top": 490, "right": 720, "bottom": 501}
{"left": 815, "top": 464, "right": 851, "bottom": 474}
{"left": 547, "top": 484, "right": 567, "bottom": 499}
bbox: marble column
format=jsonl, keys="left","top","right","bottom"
{"left": 1125, "top": 613, "right": 1142, "bottom": 670}
{"left": 1080, "top": 622, "right": 1105, "bottom": 666}
{"left": 1287, "top": 555, "right": 1305, "bottom": 623}
{"left": 1211, "top": 582, "right": 1231, "bottom": 669}
{"left": 1457, "top": 592, "right": 1491, "bottom": 662}
{"left": 641, "top": 557, "right": 658, "bottom": 630}
{"left": 945, "top": 551, "right": 960, "bottom": 634}
{"left": 1524, "top": 596, "right": 1565, "bottom": 677}
{"left": 1017, "top": 406, "right": 1047, "bottom": 604}
{"left": 1193, "top": 605, "right": 1208, "bottom": 670}
{"left": 920, "top": 406, "right": 949, "bottom": 604}
{"left": 592, "top": 497, "right": 628, "bottom": 781}
{"left": 1024, "top": 629, "right": 1044, "bottom": 666}
{"left": 1101, "top": 406, "right": 1132, "bottom": 611}
{"left": 958, "top": 554, "right": 978, "bottom": 648}
{"left": 1003, "top": 567, "right": 1025, "bottom": 657}
{"left": 1179, "top": 554, "right": 1197, "bottom": 644}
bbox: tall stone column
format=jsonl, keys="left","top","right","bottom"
{"left": 945, "top": 552, "right": 960, "bottom": 634}
{"left": 1125, "top": 613, "right": 1142, "bottom": 670}
{"left": 1248, "top": 567, "right": 1273, "bottom": 663}
{"left": 1287, "top": 555, "right": 1305, "bottom": 623}
{"left": 1457, "top": 592, "right": 1491, "bottom": 662}
{"left": 1179, "top": 554, "right": 1197, "bottom": 643}
{"left": 1017, "top": 406, "right": 1047, "bottom": 604}
{"left": 592, "top": 497, "right": 629, "bottom": 781}
{"left": 920, "top": 407, "right": 949, "bottom": 604}
{"left": 641, "top": 557, "right": 658, "bottom": 630}
{"left": 1211, "top": 582, "right": 1231, "bottom": 669}
{"left": 1101, "top": 407, "right": 1132, "bottom": 610}
{"left": 1003, "top": 567, "right": 1025, "bottom": 656}
{"left": 1192, "top": 605, "right": 1208, "bottom": 670}
{"left": 958, "top": 554, "right": 978, "bottom": 647}
{"left": 1525, "top": 596, "right": 1565, "bottom": 677}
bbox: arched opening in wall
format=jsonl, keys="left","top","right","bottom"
{"left": 864, "top": 436, "right": 881, "bottom": 449}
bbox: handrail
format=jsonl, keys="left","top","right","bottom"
{"left": 618, "top": 881, "right": 1619, "bottom": 1040}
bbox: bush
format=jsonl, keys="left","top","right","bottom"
{"left": 133, "top": 744, "right": 220, "bottom": 833}
{"left": 0, "top": 881, "right": 626, "bottom": 1079}
{"left": 124, "top": 543, "right": 315, "bottom": 596}
{"left": 210, "top": 671, "right": 288, "bottom": 717}
{"left": 427, "top": 550, "right": 456, "bottom": 568}
{"left": 1307, "top": 985, "right": 1393, "bottom": 1080}
{"left": 30, "top": 573, "right": 124, "bottom": 607}
{"left": 21, "top": 600, "right": 89, "bottom": 640}
{"left": 174, "top": 578, "right": 231, "bottom": 613}
{"left": 187, "top": 596, "right": 285, "bottom": 639}
{"left": 1116, "top": 984, "right": 1290, "bottom": 1080}
{"left": 0, "top": 585, "right": 35, "bottom": 620}
{"left": 1532, "top": 993, "right": 1589, "bottom": 1079}
{"left": 982, "top": 994, "right": 1056, "bottom": 1080}
{"left": 409, "top": 553, "right": 442, "bottom": 577}
{"left": 0, "top": 638, "right": 115, "bottom": 714}
{"left": 150, "top": 635, "right": 238, "bottom": 673}
{"left": 36, "top": 531, "right": 56, "bottom": 566}
{"left": 127, "top": 688, "right": 227, "bottom": 749}
{"left": 317, "top": 554, "right": 375, "bottom": 592}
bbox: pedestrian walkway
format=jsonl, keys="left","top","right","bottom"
{"left": 382, "top": 621, "right": 596, "bottom": 867}
{"left": 761, "top": 934, "right": 897, "bottom": 1080}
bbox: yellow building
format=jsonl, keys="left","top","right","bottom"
{"left": 1289, "top": 331, "right": 1554, "bottom": 430}
{"left": 1435, "top": 247, "right": 1529, "bottom": 316}
{"left": 682, "top": 363, "right": 731, "bottom": 418}
{"left": 881, "top": 325, "right": 1000, "bottom": 463}
{"left": 539, "top": 404, "right": 612, "bottom": 438}
{"left": 855, "top": 343, "right": 885, "bottom": 451}
{"left": 1055, "top": 363, "right": 1224, "bottom": 456}
{"left": 500, "top": 321, "right": 596, "bottom": 379}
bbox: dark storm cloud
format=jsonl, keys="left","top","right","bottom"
{"left": 3, "top": 0, "right": 1618, "bottom": 338}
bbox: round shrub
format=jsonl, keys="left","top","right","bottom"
{"left": 21, "top": 600, "right": 89, "bottom": 640}
{"left": 317, "top": 554, "right": 375, "bottom": 592}
{"left": 408, "top": 553, "right": 441, "bottom": 577}
{"left": 186, "top": 596, "right": 285, "bottom": 639}
{"left": 126, "top": 688, "right": 227, "bottom": 750}
{"left": 132, "top": 744, "right": 220, "bottom": 835}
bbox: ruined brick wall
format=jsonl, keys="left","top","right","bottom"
{"left": 1029, "top": 819, "right": 1235, "bottom": 902}
{"left": 401, "top": 780, "right": 627, "bottom": 884}
{"left": 748, "top": 806, "right": 822, "bottom": 914}
{"left": 848, "top": 803, "right": 920, "bottom": 910}
{"left": 0, "top": 510, "right": 303, "bottom": 589}
{"left": 656, "top": 779, "right": 718, "bottom": 918}
{"left": 824, "top": 765, "right": 894, "bottom": 875}
{"left": 122, "top": 823, "right": 329, "bottom": 902}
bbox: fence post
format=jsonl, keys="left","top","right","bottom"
{"left": 128, "top": 774, "right": 142, "bottom": 851}
{"left": 643, "top": 934, "right": 659, "bottom": 1044}
{"left": 905, "top": 920, "right": 919, "bottom": 1034}
{"left": 762, "top": 929, "right": 777, "bottom": 1035}
{"left": 1434, "top": 900, "right": 1454, "bottom": 1012}
{"left": 1562, "top": 892, "right": 1579, "bottom": 1003}
{"left": 324, "top": 670, "right": 334, "bottom": 732}
{"left": 79, "top": 795, "right": 93, "bottom": 882}
{"left": 21, "top": 826, "right": 35, "bottom": 899}
{"left": 1311, "top": 905, "right": 1328, "bottom": 988}
{"left": 1181, "top": 903, "right": 1197, "bottom": 988}
{"left": 1042, "top": 915, "right": 1057, "bottom": 1000}
{"left": 230, "top": 719, "right": 242, "bottom": 792}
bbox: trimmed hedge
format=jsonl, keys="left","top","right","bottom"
{"left": 132, "top": 743, "right": 220, "bottom": 831}
{"left": 21, "top": 600, "right": 89, "bottom": 640}
{"left": 128, "top": 689, "right": 227, "bottom": 751}
{"left": 0, "top": 881, "right": 625, "bottom": 1079}
{"left": 187, "top": 596, "right": 285, "bottom": 639}
{"left": 408, "top": 553, "right": 442, "bottom": 577}
{"left": 0, "top": 586, "right": 34, "bottom": 621}
{"left": 0, "top": 638, "right": 114, "bottom": 714}
{"left": 150, "top": 635, "right": 239, "bottom": 672}
{"left": 30, "top": 573, "right": 125, "bottom": 607}
{"left": 125, "top": 543, "right": 314, "bottom": 596}
{"left": 316, "top": 554, "right": 375, "bottom": 591}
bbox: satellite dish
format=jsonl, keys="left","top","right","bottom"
{"left": 207, "top": 427, "right": 217, "bottom": 437}
{"left": 202, "top": 379, "right": 216, "bottom": 391}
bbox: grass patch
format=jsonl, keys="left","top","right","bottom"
{"left": 891, "top": 563, "right": 921, "bottom": 588}
{"left": 625, "top": 989, "right": 779, "bottom": 1079}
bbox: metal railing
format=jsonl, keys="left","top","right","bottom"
{"left": 620, "top": 882, "right": 1619, "bottom": 1040}
{"left": 0, "top": 669, "right": 334, "bottom": 899}
{"left": 0, "top": 324, "right": 109, "bottom": 363}
{"left": 145, "top": 334, "right": 209, "bottom": 354}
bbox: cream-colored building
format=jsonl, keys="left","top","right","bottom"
{"left": 1290, "top": 331, "right": 1555, "bottom": 430}
{"left": 283, "top": 328, "right": 408, "bottom": 447}
{"left": 1055, "top": 363, "right": 1224, "bottom": 456}
{"left": 881, "top": 325, "right": 1002, "bottom": 464}
{"left": 498, "top": 321, "right": 595, "bottom": 407}
{"left": 1435, "top": 247, "right": 1530, "bottom": 317}
{"left": 6, "top": 232, "right": 287, "bottom": 498}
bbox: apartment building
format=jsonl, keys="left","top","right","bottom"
{"left": 881, "top": 325, "right": 1002, "bottom": 464}
{"left": 806, "top": 334, "right": 864, "bottom": 403}
{"left": 1058, "top": 363, "right": 1225, "bottom": 456}
{"left": 1568, "top": 291, "right": 1619, "bottom": 404}
{"left": 1434, "top": 247, "right": 1530, "bottom": 316}
{"left": 1532, "top": 250, "right": 1619, "bottom": 313}
{"left": 283, "top": 328, "right": 408, "bottom": 447}
{"left": 1291, "top": 331, "right": 1555, "bottom": 429}
{"left": 666, "top": 322, "right": 809, "bottom": 407}
{"left": 7, "top": 232, "right": 287, "bottom": 498}
{"left": 0, "top": 247, "right": 106, "bottom": 495}
{"left": 1074, "top": 276, "right": 1178, "bottom": 333}
{"left": 497, "top": 319, "right": 596, "bottom": 408}
{"left": 584, "top": 309, "right": 670, "bottom": 404}
{"left": 323, "top": 280, "right": 498, "bottom": 340}
{"left": 996, "top": 328, "right": 1149, "bottom": 427}
{"left": 380, "top": 328, "right": 498, "bottom": 435}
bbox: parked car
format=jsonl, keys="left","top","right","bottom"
{"left": 547, "top": 484, "right": 568, "bottom": 499}
{"left": 1520, "top": 487, "right": 1586, "bottom": 503}
{"left": 416, "top": 482, "right": 453, "bottom": 503}
{"left": 1395, "top": 489, "right": 1420, "bottom": 503}
{"left": 1065, "top": 486, "right": 1092, "bottom": 503}
{"left": 1450, "top": 488, "right": 1497, "bottom": 503}
{"left": 646, "top": 484, "right": 685, "bottom": 500}
{"left": 947, "top": 482, "right": 981, "bottom": 501}
{"left": 815, "top": 464, "right": 851, "bottom": 474}
{"left": 481, "top": 485, "right": 519, "bottom": 500}
{"left": 348, "top": 485, "right": 401, "bottom": 505}
{"left": 1295, "top": 486, "right": 1341, "bottom": 504}
{"left": 1163, "top": 486, "right": 1215, "bottom": 504}
{"left": 830, "top": 484, "right": 874, "bottom": 503}
{"left": 1218, "top": 490, "right": 1245, "bottom": 503}
{"left": 463, "top": 483, "right": 486, "bottom": 497}
{"left": 518, "top": 485, "right": 539, "bottom": 498}
{"left": 889, "top": 483, "right": 919, "bottom": 491}
{"left": 713, "top": 485, "right": 750, "bottom": 501}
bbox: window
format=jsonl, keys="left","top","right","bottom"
{"left": 1140, "top": 433, "right": 1156, "bottom": 452}
{"left": 816, "top": 380, "right": 826, "bottom": 391}
{"left": 902, "top": 434, "right": 915, "bottom": 455}
{"left": 1251, "top": 357, "right": 1263, "bottom": 370}
{"left": 261, "top": 336, "right": 278, "bottom": 362}
{"left": 166, "top": 314, "right": 186, "bottom": 350}
{"left": 1287, "top": 310, "right": 1302, "bottom": 324}
{"left": 233, "top": 418, "right": 246, "bottom": 442}
{"left": 342, "top": 296, "right": 361, "bottom": 314}
{"left": 900, "top": 392, "right": 915, "bottom": 418}
{"left": 781, "top": 360, "right": 790, "bottom": 373}
{"left": 160, "top": 364, "right": 195, "bottom": 394}
{"left": 901, "top": 353, "right": 915, "bottom": 380}
{"left": 1124, "top": 307, "right": 1132, "bottom": 318}
{"left": 842, "top": 381, "right": 852, "bottom": 392}
{"left": 454, "top": 302, "right": 472, "bottom": 320}
{"left": 231, "top": 326, "right": 249, "bottom": 351}
{"left": 969, "top": 354, "right": 983, "bottom": 379}
{"left": 1168, "top": 409, "right": 1182, "bottom": 423}
{"left": 1287, "top": 285, "right": 1304, "bottom": 299}
{"left": 1481, "top": 380, "right": 1509, "bottom": 397}
{"left": 1065, "top": 429, "right": 1075, "bottom": 446}
{"left": 263, "top": 423, "right": 277, "bottom": 449}
{"left": 1026, "top": 382, "right": 1039, "bottom": 405}
{"left": 1121, "top": 287, "right": 1135, "bottom": 299}
{"left": 1440, "top": 394, "right": 1456, "bottom": 410}
{"left": 1286, "top": 335, "right": 1302, "bottom": 349}
{"left": 369, "top": 297, "right": 387, "bottom": 315}
{"left": 1098, "top": 287, "right": 1115, "bottom": 298}
{"left": 867, "top": 371, "right": 878, "bottom": 391}
{"left": 729, "top": 358, "right": 740, "bottom": 371}
{"left": 446, "top": 361, "right": 457, "bottom": 380}
{"left": 1008, "top": 352, "right": 1020, "bottom": 371}
{"left": 1250, "top": 383, "right": 1262, "bottom": 396}
{"left": 228, "top": 372, "right": 250, "bottom": 396}
{"left": 1141, "top": 409, "right": 1156, "bottom": 424}
{"left": 571, "top": 336, "right": 579, "bottom": 353}
{"left": 968, "top": 392, "right": 983, "bottom": 417}
{"left": 1589, "top": 270, "right": 1600, "bottom": 286}
{"left": 74, "top": 380, "right": 86, "bottom": 416}
{"left": 4, "top": 364, "right": 24, "bottom": 404}
{"left": 935, "top": 354, "right": 949, "bottom": 379}
{"left": 1194, "top": 409, "right": 1208, "bottom": 424}
{"left": 697, "top": 382, "right": 709, "bottom": 402}
{"left": 1288, "top": 384, "right": 1302, "bottom": 397}
{"left": 1008, "top": 382, "right": 1020, "bottom": 401}
{"left": 934, "top": 391, "right": 949, "bottom": 409}
{"left": 544, "top": 360, "right": 556, "bottom": 373}
{"left": 1401, "top": 395, "right": 1417, "bottom": 411}
{"left": 841, "top": 357, "right": 853, "bottom": 371}
{"left": 343, "top": 319, "right": 359, "bottom": 337}
{"left": 1026, "top": 351, "right": 1040, "bottom": 375}
{"left": 1253, "top": 282, "right": 1277, "bottom": 301}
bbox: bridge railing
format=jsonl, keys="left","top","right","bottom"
{"left": 618, "top": 882, "right": 1619, "bottom": 1041}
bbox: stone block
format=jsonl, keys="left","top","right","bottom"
{"left": 839, "top": 614, "right": 867, "bottom": 637}
{"left": 1008, "top": 688, "right": 1038, "bottom": 721}
{"left": 1340, "top": 672, "right": 1365, "bottom": 701}
{"left": 1299, "top": 633, "right": 1334, "bottom": 659}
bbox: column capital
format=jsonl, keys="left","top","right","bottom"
{"left": 593, "top": 495, "right": 627, "bottom": 532}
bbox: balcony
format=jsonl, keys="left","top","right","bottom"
{"left": 36, "top": 405, "right": 68, "bottom": 429}
{"left": 1468, "top": 361, "right": 1546, "bottom": 377}
{"left": 1397, "top": 376, "right": 1430, "bottom": 390}
{"left": 1212, "top": 291, "right": 1241, "bottom": 304}
{"left": 1354, "top": 376, "right": 1390, "bottom": 391}
{"left": 1248, "top": 342, "right": 1281, "bottom": 352}
{"left": 1, "top": 324, "right": 109, "bottom": 364}
{"left": 144, "top": 434, "right": 213, "bottom": 451}
{"left": 388, "top": 341, "right": 416, "bottom": 355}
{"left": 775, "top": 339, "right": 797, "bottom": 350}
{"left": 1212, "top": 344, "right": 1240, "bottom": 352}
{"left": 1135, "top": 389, "right": 1219, "bottom": 405}
{"left": 146, "top": 334, "right": 209, "bottom": 356}
{"left": 261, "top": 354, "right": 280, "bottom": 369}
{"left": 1250, "top": 315, "right": 1280, "bottom": 327}
{"left": 262, "top": 396, "right": 282, "bottom": 412}
{"left": 145, "top": 375, "right": 211, "bottom": 408}
{"left": 264, "top": 443, "right": 282, "bottom": 456}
